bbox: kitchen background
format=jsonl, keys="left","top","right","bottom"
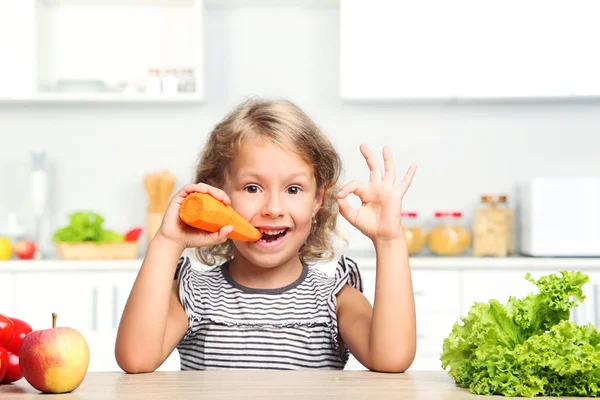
{"left": 1, "top": 0, "right": 599, "bottom": 256}
{"left": 1, "top": 0, "right": 600, "bottom": 374}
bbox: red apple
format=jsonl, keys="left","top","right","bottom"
{"left": 20, "top": 313, "right": 89, "bottom": 393}
{"left": 13, "top": 241, "right": 36, "bottom": 260}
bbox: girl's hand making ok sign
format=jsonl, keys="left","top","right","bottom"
{"left": 337, "top": 144, "right": 417, "bottom": 244}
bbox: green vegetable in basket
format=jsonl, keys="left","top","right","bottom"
{"left": 52, "top": 212, "right": 124, "bottom": 244}
{"left": 441, "top": 271, "right": 600, "bottom": 397}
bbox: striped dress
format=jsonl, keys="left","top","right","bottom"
{"left": 175, "top": 254, "right": 363, "bottom": 370}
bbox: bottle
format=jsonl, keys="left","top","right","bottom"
{"left": 401, "top": 211, "right": 425, "bottom": 255}
{"left": 5, "top": 212, "right": 26, "bottom": 242}
{"left": 31, "top": 151, "right": 48, "bottom": 259}
{"left": 472, "top": 195, "right": 514, "bottom": 257}
{"left": 427, "top": 211, "right": 471, "bottom": 256}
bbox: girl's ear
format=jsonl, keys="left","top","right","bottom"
{"left": 313, "top": 186, "right": 325, "bottom": 214}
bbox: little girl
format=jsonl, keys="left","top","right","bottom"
{"left": 115, "top": 98, "right": 417, "bottom": 372}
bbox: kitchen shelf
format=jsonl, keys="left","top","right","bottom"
{"left": 0, "top": 93, "right": 204, "bottom": 104}
{"left": 408, "top": 256, "right": 600, "bottom": 270}
{"left": 3, "top": 256, "right": 600, "bottom": 272}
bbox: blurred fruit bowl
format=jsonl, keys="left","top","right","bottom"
{"left": 56, "top": 242, "right": 139, "bottom": 260}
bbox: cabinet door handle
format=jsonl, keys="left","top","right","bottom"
{"left": 112, "top": 285, "right": 118, "bottom": 329}
{"left": 91, "top": 286, "right": 98, "bottom": 332}
{"left": 594, "top": 284, "right": 599, "bottom": 328}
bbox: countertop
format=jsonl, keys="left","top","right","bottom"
{"left": 0, "top": 371, "right": 594, "bottom": 399}
{"left": 3, "top": 256, "right": 600, "bottom": 272}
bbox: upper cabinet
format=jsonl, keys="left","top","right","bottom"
{"left": 0, "top": 0, "right": 203, "bottom": 103}
{"left": 340, "top": 0, "right": 600, "bottom": 101}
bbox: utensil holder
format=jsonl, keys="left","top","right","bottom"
{"left": 147, "top": 212, "right": 163, "bottom": 244}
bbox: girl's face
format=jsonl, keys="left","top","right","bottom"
{"left": 223, "top": 138, "right": 324, "bottom": 270}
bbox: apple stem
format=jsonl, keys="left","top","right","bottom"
{"left": 52, "top": 312, "right": 57, "bottom": 328}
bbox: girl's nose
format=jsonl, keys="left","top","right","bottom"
{"left": 262, "top": 192, "right": 284, "bottom": 218}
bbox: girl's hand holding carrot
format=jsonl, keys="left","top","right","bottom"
{"left": 155, "top": 183, "right": 234, "bottom": 251}
{"left": 179, "top": 193, "right": 262, "bottom": 242}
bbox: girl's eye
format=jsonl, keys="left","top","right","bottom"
{"left": 287, "top": 186, "right": 302, "bottom": 195}
{"left": 244, "top": 185, "right": 260, "bottom": 194}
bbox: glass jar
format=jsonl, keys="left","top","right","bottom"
{"left": 472, "top": 195, "right": 514, "bottom": 257}
{"left": 401, "top": 211, "right": 425, "bottom": 256}
{"left": 162, "top": 68, "right": 179, "bottom": 95}
{"left": 427, "top": 211, "right": 471, "bottom": 256}
{"left": 145, "top": 68, "right": 162, "bottom": 94}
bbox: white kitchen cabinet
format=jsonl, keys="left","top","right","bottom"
{"left": 0, "top": 272, "right": 14, "bottom": 315}
{"left": 340, "top": 0, "right": 455, "bottom": 100}
{"left": 340, "top": 0, "right": 600, "bottom": 100}
{"left": 0, "top": 0, "right": 204, "bottom": 103}
{"left": 0, "top": 3, "right": 37, "bottom": 96}
{"left": 571, "top": 0, "right": 600, "bottom": 96}
{"left": 13, "top": 271, "right": 110, "bottom": 371}
{"left": 572, "top": 271, "right": 600, "bottom": 328}
{"left": 5, "top": 257, "right": 600, "bottom": 373}
{"left": 11, "top": 269, "right": 181, "bottom": 372}
{"left": 411, "top": 270, "right": 461, "bottom": 371}
{"left": 104, "top": 270, "right": 180, "bottom": 371}
{"left": 13, "top": 271, "right": 105, "bottom": 334}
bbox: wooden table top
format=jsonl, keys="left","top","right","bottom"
{"left": 0, "top": 370, "right": 593, "bottom": 399}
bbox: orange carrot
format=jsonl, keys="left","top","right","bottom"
{"left": 179, "top": 193, "right": 262, "bottom": 242}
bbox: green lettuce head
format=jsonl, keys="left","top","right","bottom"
{"left": 441, "top": 271, "right": 600, "bottom": 397}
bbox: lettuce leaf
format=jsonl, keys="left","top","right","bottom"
{"left": 441, "top": 271, "right": 600, "bottom": 397}
{"left": 53, "top": 211, "right": 124, "bottom": 243}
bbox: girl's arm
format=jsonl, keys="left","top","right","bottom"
{"left": 337, "top": 238, "right": 416, "bottom": 372}
{"left": 115, "top": 183, "right": 234, "bottom": 373}
{"left": 114, "top": 235, "right": 188, "bottom": 373}
{"left": 336, "top": 144, "right": 417, "bottom": 372}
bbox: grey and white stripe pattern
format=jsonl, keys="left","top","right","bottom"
{"left": 175, "top": 255, "right": 362, "bottom": 370}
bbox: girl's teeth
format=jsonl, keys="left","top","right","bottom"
{"left": 260, "top": 229, "right": 285, "bottom": 235}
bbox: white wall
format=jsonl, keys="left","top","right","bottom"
{"left": 1, "top": 2, "right": 600, "bottom": 255}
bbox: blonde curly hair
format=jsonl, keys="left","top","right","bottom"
{"left": 193, "top": 98, "right": 344, "bottom": 266}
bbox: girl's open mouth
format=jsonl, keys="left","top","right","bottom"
{"left": 255, "top": 228, "right": 289, "bottom": 249}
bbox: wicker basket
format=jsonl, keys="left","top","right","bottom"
{"left": 56, "top": 242, "right": 139, "bottom": 260}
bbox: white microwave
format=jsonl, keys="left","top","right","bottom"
{"left": 518, "top": 178, "right": 600, "bottom": 257}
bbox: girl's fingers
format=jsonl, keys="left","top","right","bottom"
{"left": 382, "top": 146, "right": 396, "bottom": 185}
{"left": 337, "top": 180, "right": 367, "bottom": 200}
{"left": 204, "top": 225, "right": 233, "bottom": 246}
{"left": 177, "top": 183, "right": 207, "bottom": 197}
{"left": 205, "top": 185, "right": 231, "bottom": 205}
{"left": 337, "top": 198, "right": 358, "bottom": 225}
{"left": 395, "top": 164, "right": 417, "bottom": 197}
{"left": 218, "top": 225, "right": 234, "bottom": 242}
{"left": 360, "top": 144, "right": 382, "bottom": 183}
{"left": 337, "top": 180, "right": 368, "bottom": 224}
{"left": 176, "top": 183, "right": 230, "bottom": 205}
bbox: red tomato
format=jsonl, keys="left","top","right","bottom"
{"left": 0, "top": 315, "right": 15, "bottom": 348}
{"left": 5, "top": 317, "right": 32, "bottom": 354}
{"left": 124, "top": 227, "right": 143, "bottom": 242}
{"left": 0, "top": 346, "right": 7, "bottom": 382}
{"left": 0, "top": 318, "right": 32, "bottom": 384}
{"left": 0, "top": 351, "right": 22, "bottom": 383}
